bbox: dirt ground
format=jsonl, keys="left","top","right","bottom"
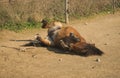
{"left": 0, "top": 13, "right": 120, "bottom": 78}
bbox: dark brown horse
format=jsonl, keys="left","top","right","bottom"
{"left": 35, "top": 26, "right": 104, "bottom": 56}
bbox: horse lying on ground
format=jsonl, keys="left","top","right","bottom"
{"left": 35, "top": 26, "right": 104, "bottom": 56}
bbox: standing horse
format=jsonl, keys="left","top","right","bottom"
{"left": 36, "top": 26, "right": 104, "bottom": 56}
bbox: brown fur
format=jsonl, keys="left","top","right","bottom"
{"left": 53, "top": 26, "right": 86, "bottom": 48}
{"left": 70, "top": 42, "right": 103, "bottom": 56}
{"left": 36, "top": 26, "right": 104, "bottom": 56}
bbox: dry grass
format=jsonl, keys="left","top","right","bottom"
{"left": 0, "top": 0, "right": 120, "bottom": 25}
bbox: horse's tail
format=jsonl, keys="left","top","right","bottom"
{"left": 81, "top": 44, "right": 104, "bottom": 56}
{"left": 72, "top": 43, "right": 104, "bottom": 56}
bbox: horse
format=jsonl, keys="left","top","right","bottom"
{"left": 35, "top": 26, "right": 104, "bottom": 56}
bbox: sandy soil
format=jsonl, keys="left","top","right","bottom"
{"left": 0, "top": 13, "right": 120, "bottom": 78}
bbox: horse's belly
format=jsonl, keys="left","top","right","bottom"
{"left": 53, "top": 26, "right": 86, "bottom": 48}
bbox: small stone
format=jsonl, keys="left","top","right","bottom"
{"left": 19, "top": 47, "right": 26, "bottom": 52}
{"left": 90, "top": 40, "right": 94, "bottom": 43}
{"left": 96, "top": 58, "right": 101, "bottom": 62}
{"left": 84, "top": 22, "right": 88, "bottom": 25}
{"left": 92, "top": 66, "right": 95, "bottom": 69}
{"left": 32, "top": 55, "right": 37, "bottom": 58}
{"left": 104, "top": 43, "right": 108, "bottom": 45}
{"left": 58, "top": 58, "right": 62, "bottom": 61}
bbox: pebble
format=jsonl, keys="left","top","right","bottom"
{"left": 92, "top": 66, "right": 95, "bottom": 69}
{"left": 58, "top": 58, "right": 62, "bottom": 61}
{"left": 32, "top": 55, "right": 37, "bottom": 58}
{"left": 19, "top": 47, "right": 26, "bottom": 52}
{"left": 96, "top": 58, "right": 101, "bottom": 62}
{"left": 104, "top": 43, "right": 108, "bottom": 45}
{"left": 84, "top": 22, "right": 88, "bottom": 25}
{"left": 90, "top": 40, "right": 94, "bottom": 43}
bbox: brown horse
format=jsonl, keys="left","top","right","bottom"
{"left": 35, "top": 26, "right": 104, "bottom": 56}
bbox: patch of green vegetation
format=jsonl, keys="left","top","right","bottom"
{"left": 42, "top": 16, "right": 64, "bottom": 23}
{"left": 53, "top": 15, "right": 65, "bottom": 23}
{"left": 0, "top": 21, "right": 42, "bottom": 32}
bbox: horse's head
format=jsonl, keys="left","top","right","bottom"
{"left": 41, "top": 19, "right": 49, "bottom": 28}
{"left": 70, "top": 42, "right": 104, "bottom": 56}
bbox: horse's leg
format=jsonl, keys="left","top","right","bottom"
{"left": 36, "top": 36, "right": 52, "bottom": 46}
{"left": 60, "top": 40, "right": 69, "bottom": 50}
{"left": 59, "top": 32, "right": 80, "bottom": 50}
